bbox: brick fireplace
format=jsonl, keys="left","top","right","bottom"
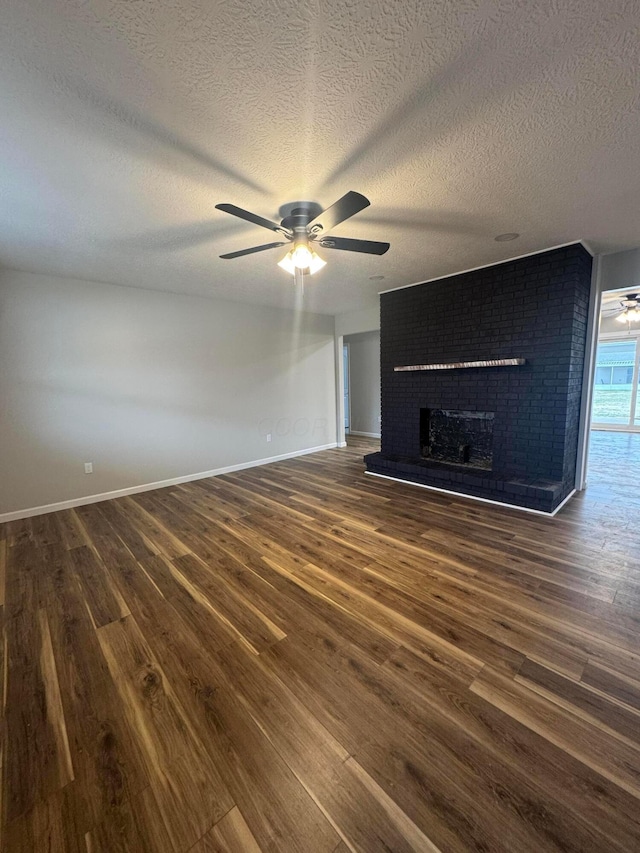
{"left": 364, "top": 244, "right": 592, "bottom": 513}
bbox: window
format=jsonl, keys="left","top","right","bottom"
{"left": 612, "top": 366, "right": 634, "bottom": 385}
{"left": 592, "top": 338, "right": 640, "bottom": 428}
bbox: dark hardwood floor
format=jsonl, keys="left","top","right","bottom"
{"left": 2, "top": 433, "right": 640, "bottom": 851}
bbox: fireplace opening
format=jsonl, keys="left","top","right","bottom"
{"left": 420, "top": 408, "right": 494, "bottom": 470}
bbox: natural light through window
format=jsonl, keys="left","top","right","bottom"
{"left": 592, "top": 339, "right": 640, "bottom": 428}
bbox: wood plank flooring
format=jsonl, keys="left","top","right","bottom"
{"left": 2, "top": 434, "right": 640, "bottom": 851}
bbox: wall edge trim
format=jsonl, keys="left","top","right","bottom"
{"left": 0, "top": 443, "right": 338, "bottom": 522}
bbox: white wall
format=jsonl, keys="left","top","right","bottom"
{"left": 335, "top": 301, "right": 379, "bottom": 337}
{"left": 600, "top": 248, "right": 640, "bottom": 293}
{"left": 344, "top": 330, "right": 381, "bottom": 437}
{"left": 0, "top": 270, "right": 337, "bottom": 516}
{"left": 599, "top": 247, "right": 640, "bottom": 334}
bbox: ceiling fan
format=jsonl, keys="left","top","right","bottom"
{"left": 602, "top": 293, "right": 640, "bottom": 324}
{"left": 215, "top": 191, "right": 389, "bottom": 277}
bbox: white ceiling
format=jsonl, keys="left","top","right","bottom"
{"left": 1, "top": 0, "right": 640, "bottom": 315}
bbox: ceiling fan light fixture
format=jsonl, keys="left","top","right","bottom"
{"left": 291, "top": 243, "right": 313, "bottom": 269}
{"left": 278, "top": 243, "right": 326, "bottom": 276}
{"left": 616, "top": 305, "right": 640, "bottom": 323}
{"left": 277, "top": 252, "right": 297, "bottom": 275}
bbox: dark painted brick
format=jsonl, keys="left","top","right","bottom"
{"left": 371, "top": 244, "right": 592, "bottom": 512}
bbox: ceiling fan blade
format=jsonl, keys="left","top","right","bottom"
{"left": 307, "top": 191, "right": 371, "bottom": 234}
{"left": 318, "top": 236, "right": 390, "bottom": 255}
{"left": 220, "top": 242, "right": 287, "bottom": 260}
{"left": 216, "top": 204, "right": 292, "bottom": 237}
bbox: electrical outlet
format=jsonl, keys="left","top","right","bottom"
{"left": 84, "top": 462, "right": 93, "bottom": 474}
{"left": 266, "top": 434, "right": 272, "bottom": 442}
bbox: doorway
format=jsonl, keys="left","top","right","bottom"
{"left": 342, "top": 331, "right": 381, "bottom": 440}
{"left": 343, "top": 344, "right": 350, "bottom": 433}
{"left": 586, "top": 287, "right": 640, "bottom": 491}
{"left": 591, "top": 288, "right": 640, "bottom": 434}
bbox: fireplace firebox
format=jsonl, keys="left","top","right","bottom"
{"left": 420, "top": 408, "right": 494, "bottom": 470}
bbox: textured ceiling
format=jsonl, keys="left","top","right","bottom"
{"left": 1, "top": 0, "right": 640, "bottom": 315}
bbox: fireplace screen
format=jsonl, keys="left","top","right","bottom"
{"left": 420, "top": 408, "right": 494, "bottom": 470}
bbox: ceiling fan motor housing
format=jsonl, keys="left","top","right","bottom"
{"left": 280, "top": 209, "right": 317, "bottom": 247}
{"left": 280, "top": 208, "right": 313, "bottom": 229}
{"left": 215, "top": 191, "right": 389, "bottom": 262}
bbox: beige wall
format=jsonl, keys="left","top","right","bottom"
{"left": 0, "top": 270, "right": 337, "bottom": 516}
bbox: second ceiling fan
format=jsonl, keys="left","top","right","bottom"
{"left": 215, "top": 191, "right": 389, "bottom": 276}
{"left": 602, "top": 293, "right": 640, "bottom": 324}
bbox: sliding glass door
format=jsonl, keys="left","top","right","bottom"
{"left": 592, "top": 337, "right": 640, "bottom": 430}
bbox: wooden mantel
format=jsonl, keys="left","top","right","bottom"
{"left": 394, "top": 358, "right": 526, "bottom": 372}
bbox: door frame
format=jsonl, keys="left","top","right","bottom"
{"left": 343, "top": 342, "right": 351, "bottom": 434}
{"left": 575, "top": 255, "right": 602, "bottom": 490}
{"left": 335, "top": 335, "right": 347, "bottom": 446}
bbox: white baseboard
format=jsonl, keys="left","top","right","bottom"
{"left": 337, "top": 441, "right": 348, "bottom": 447}
{"left": 349, "top": 431, "right": 381, "bottom": 439}
{"left": 365, "top": 471, "right": 576, "bottom": 517}
{"left": 0, "top": 443, "right": 338, "bottom": 523}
